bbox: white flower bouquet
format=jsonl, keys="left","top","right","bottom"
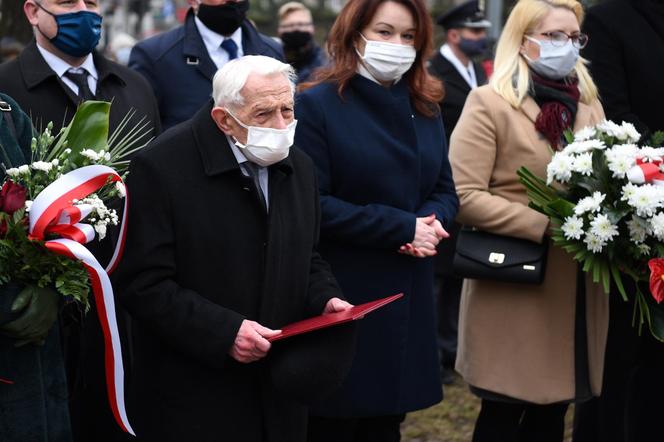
{"left": 518, "top": 120, "right": 664, "bottom": 340}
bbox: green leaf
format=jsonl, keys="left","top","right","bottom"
{"left": 610, "top": 264, "right": 627, "bottom": 299}
{"left": 600, "top": 260, "right": 610, "bottom": 294}
{"left": 47, "top": 101, "right": 110, "bottom": 162}
{"left": 547, "top": 198, "right": 575, "bottom": 218}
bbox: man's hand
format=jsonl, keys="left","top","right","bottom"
{"left": 323, "top": 297, "right": 353, "bottom": 314}
{"left": 229, "top": 320, "right": 281, "bottom": 364}
{"left": 0, "top": 286, "right": 59, "bottom": 347}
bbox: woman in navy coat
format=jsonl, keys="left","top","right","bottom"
{"left": 295, "top": 0, "right": 458, "bottom": 440}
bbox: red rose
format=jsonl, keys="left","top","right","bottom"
{"left": 0, "top": 180, "right": 27, "bottom": 215}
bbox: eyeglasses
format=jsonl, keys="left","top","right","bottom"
{"left": 537, "top": 31, "right": 589, "bottom": 49}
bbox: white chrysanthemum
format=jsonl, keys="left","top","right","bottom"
{"left": 626, "top": 184, "right": 664, "bottom": 217}
{"left": 597, "top": 120, "right": 623, "bottom": 138}
{"left": 636, "top": 243, "right": 651, "bottom": 256}
{"left": 573, "top": 152, "right": 594, "bottom": 176}
{"left": 584, "top": 233, "right": 606, "bottom": 253}
{"left": 574, "top": 191, "right": 605, "bottom": 215}
{"left": 651, "top": 212, "right": 664, "bottom": 240}
{"left": 547, "top": 151, "right": 575, "bottom": 184}
{"left": 51, "top": 159, "right": 59, "bottom": 166}
{"left": 565, "top": 139, "right": 606, "bottom": 155}
{"left": 18, "top": 165, "right": 30, "bottom": 174}
{"left": 606, "top": 143, "right": 639, "bottom": 162}
{"left": 589, "top": 213, "right": 619, "bottom": 242}
{"left": 24, "top": 200, "right": 33, "bottom": 212}
{"left": 4, "top": 167, "right": 20, "bottom": 177}
{"left": 622, "top": 183, "right": 638, "bottom": 202}
{"left": 115, "top": 182, "right": 126, "bottom": 198}
{"left": 81, "top": 149, "right": 100, "bottom": 161}
{"left": 574, "top": 126, "right": 597, "bottom": 142}
{"left": 562, "top": 215, "right": 585, "bottom": 240}
{"left": 31, "top": 161, "right": 53, "bottom": 172}
{"left": 63, "top": 148, "right": 72, "bottom": 154}
{"left": 621, "top": 122, "right": 641, "bottom": 143}
{"left": 607, "top": 154, "right": 635, "bottom": 179}
{"left": 627, "top": 215, "right": 649, "bottom": 243}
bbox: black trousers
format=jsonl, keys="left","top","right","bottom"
{"left": 472, "top": 399, "right": 568, "bottom": 442}
{"left": 307, "top": 414, "right": 405, "bottom": 442}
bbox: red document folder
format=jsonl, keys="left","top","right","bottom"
{"left": 268, "top": 293, "right": 404, "bottom": 342}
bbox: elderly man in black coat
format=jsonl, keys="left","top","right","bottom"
{"left": 116, "top": 55, "right": 355, "bottom": 442}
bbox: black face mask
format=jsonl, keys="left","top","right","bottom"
{"left": 197, "top": 1, "right": 249, "bottom": 36}
{"left": 280, "top": 31, "right": 312, "bottom": 50}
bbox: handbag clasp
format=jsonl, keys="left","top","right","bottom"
{"left": 488, "top": 252, "right": 505, "bottom": 264}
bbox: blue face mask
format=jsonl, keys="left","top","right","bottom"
{"left": 459, "top": 36, "right": 488, "bottom": 57}
{"left": 36, "top": 2, "right": 102, "bottom": 57}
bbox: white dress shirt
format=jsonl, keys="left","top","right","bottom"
{"left": 440, "top": 44, "right": 478, "bottom": 89}
{"left": 37, "top": 43, "right": 98, "bottom": 96}
{"left": 195, "top": 17, "right": 244, "bottom": 69}
{"left": 226, "top": 135, "right": 269, "bottom": 210}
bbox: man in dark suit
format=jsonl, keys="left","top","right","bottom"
{"left": 129, "top": 0, "right": 284, "bottom": 130}
{"left": 0, "top": 0, "right": 161, "bottom": 137}
{"left": 574, "top": 2, "right": 664, "bottom": 441}
{"left": 428, "top": 0, "right": 490, "bottom": 385}
{"left": 429, "top": 0, "right": 490, "bottom": 142}
{"left": 0, "top": 2, "right": 161, "bottom": 441}
{"left": 116, "top": 55, "right": 355, "bottom": 442}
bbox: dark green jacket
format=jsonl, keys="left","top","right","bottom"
{"left": 0, "top": 92, "right": 33, "bottom": 176}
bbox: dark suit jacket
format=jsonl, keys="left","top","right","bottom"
{"left": 428, "top": 51, "right": 487, "bottom": 143}
{"left": 295, "top": 75, "right": 458, "bottom": 417}
{"left": 116, "top": 101, "right": 347, "bottom": 441}
{"left": 582, "top": 0, "right": 664, "bottom": 139}
{"left": 129, "top": 9, "right": 284, "bottom": 130}
{"left": 0, "top": 41, "right": 161, "bottom": 138}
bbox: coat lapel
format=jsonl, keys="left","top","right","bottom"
{"left": 240, "top": 21, "right": 273, "bottom": 56}
{"left": 182, "top": 10, "right": 218, "bottom": 81}
{"left": 19, "top": 41, "right": 80, "bottom": 106}
{"left": 520, "top": 95, "right": 541, "bottom": 125}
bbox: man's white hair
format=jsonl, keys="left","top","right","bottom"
{"left": 212, "top": 55, "right": 297, "bottom": 110}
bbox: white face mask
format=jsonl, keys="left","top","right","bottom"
{"left": 356, "top": 33, "right": 417, "bottom": 82}
{"left": 523, "top": 36, "right": 579, "bottom": 80}
{"left": 226, "top": 109, "right": 297, "bottom": 167}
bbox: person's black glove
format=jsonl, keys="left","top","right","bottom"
{"left": 0, "top": 286, "right": 59, "bottom": 347}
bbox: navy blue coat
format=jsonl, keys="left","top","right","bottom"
{"left": 295, "top": 75, "right": 459, "bottom": 417}
{"left": 129, "top": 9, "right": 284, "bottom": 130}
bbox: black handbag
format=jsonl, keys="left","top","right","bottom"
{"left": 452, "top": 228, "right": 548, "bottom": 284}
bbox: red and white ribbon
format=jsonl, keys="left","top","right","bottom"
{"left": 29, "top": 165, "right": 134, "bottom": 436}
{"left": 627, "top": 158, "right": 664, "bottom": 186}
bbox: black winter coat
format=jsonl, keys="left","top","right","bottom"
{"left": 0, "top": 41, "right": 161, "bottom": 137}
{"left": 582, "top": 0, "right": 664, "bottom": 139}
{"left": 116, "top": 101, "right": 350, "bottom": 442}
{"left": 428, "top": 51, "right": 487, "bottom": 143}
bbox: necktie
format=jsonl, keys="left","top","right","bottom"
{"left": 64, "top": 69, "right": 95, "bottom": 102}
{"left": 221, "top": 38, "right": 238, "bottom": 60}
{"left": 243, "top": 161, "right": 267, "bottom": 210}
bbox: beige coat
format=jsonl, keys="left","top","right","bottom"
{"left": 449, "top": 85, "right": 609, "bottom": 404}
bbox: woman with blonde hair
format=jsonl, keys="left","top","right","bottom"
{"left": 449, "top": 0, "right": 608, "bottom": 440}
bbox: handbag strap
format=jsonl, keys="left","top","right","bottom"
{"left": 0, "top": 100, "right": 20, "bottom": 169}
